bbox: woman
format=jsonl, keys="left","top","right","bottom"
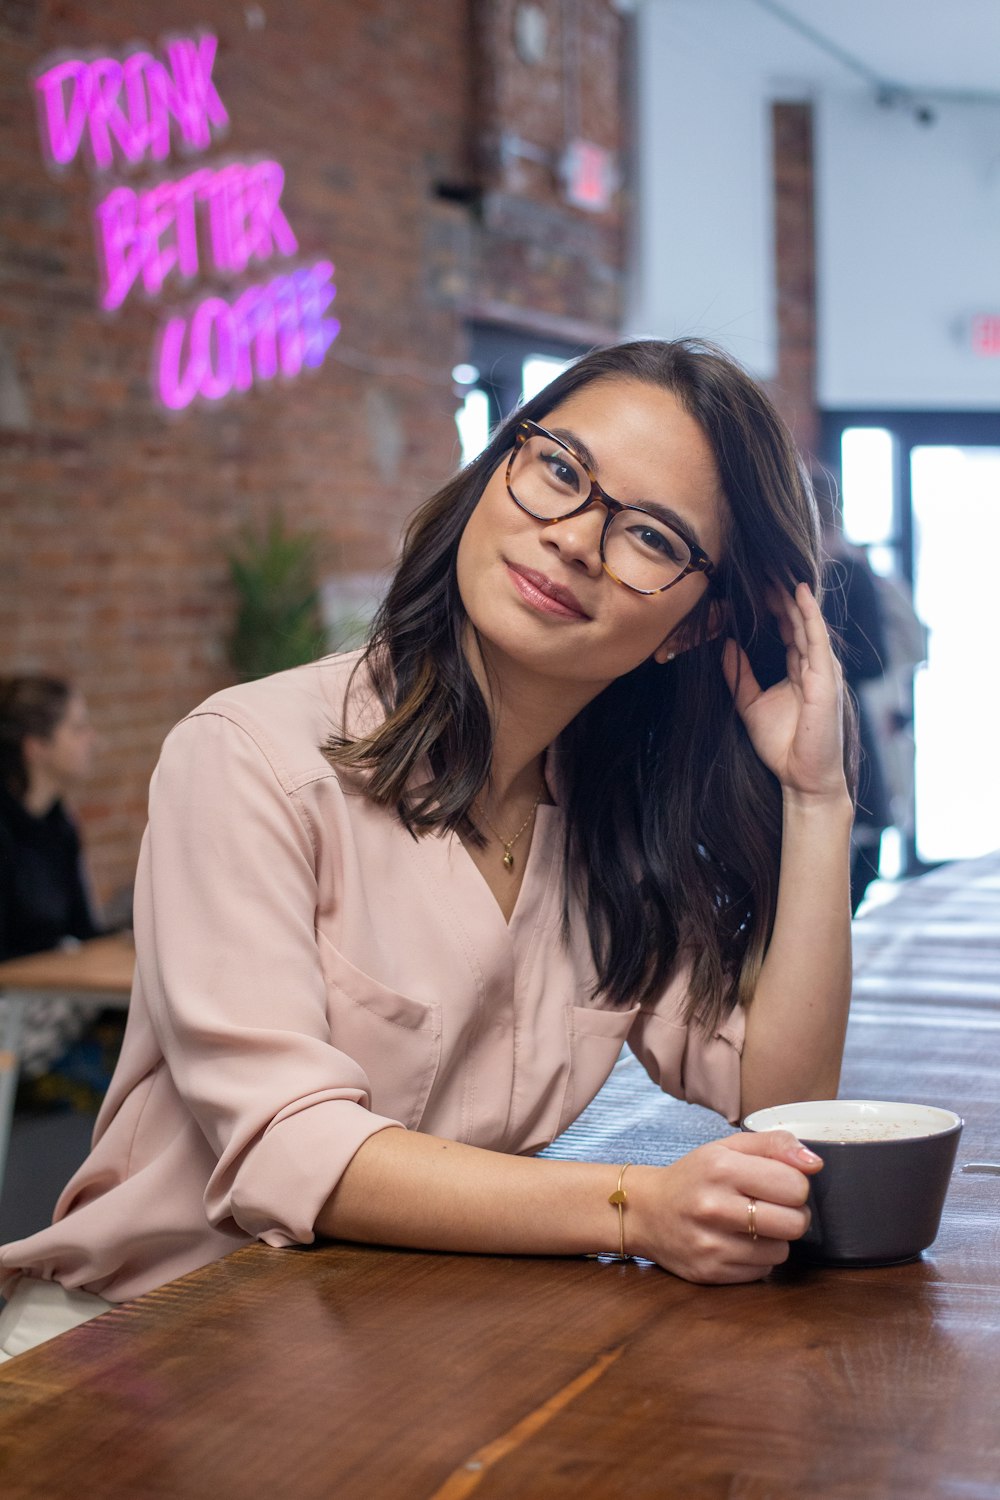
{"left": 0, "top": 677, "right": 101, "bottom": 1084}
{"left": 0, "top": 340, "right": 853, "bottom": 1359}
{"left": 0, "top": 677, "right": 100, "bottom": 963}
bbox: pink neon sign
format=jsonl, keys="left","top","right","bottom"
{"left": 156, "top": 261, "right": 338, "bottom": 409}
{"left": 35, "top": 35, "right": 227, "bottom": 172}
{"left": 33, "top": 32, "right": 339, "bottom": 412}
{"left": 95, "top": 161, "right": 298, "bottom": 309}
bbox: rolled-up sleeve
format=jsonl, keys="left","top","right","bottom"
{"left": 136, "top": 710, "right": 403, "bottom": 1247}
{"left": 627, "top": 962, "right": 745, "bottom": 1126}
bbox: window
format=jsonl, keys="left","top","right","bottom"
{"left": 454, "top": 324, "right": 585, "bottom": 465}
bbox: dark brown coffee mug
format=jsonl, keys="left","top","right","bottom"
{"left": 742, "top": 1099, "right": 963, "bottom": 1267}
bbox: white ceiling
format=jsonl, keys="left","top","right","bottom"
{"left": 740, "top": 0, "right": 1000, "bottom": 96}
{"left": 645, "top": 0, "right": 1000, "bottom": 101}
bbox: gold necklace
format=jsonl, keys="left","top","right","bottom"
{"left": 478, "top": 789, "right": 544, "bottom": 871}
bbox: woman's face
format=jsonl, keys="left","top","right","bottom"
{"left": 27, "top": 692, "right": 96, "bottom": 793}
{"left": 456, "top": 377, "right": 727, "bottom": 697}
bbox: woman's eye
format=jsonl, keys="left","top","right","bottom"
{"left": 541, "top": 451, "right": 581, "bottom": 490}
{"left": 629, "top": 523, "right": 685, "bottom": 562}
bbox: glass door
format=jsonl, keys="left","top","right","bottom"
{"left": 454, "top": 323, "right": 583, "bottom": 465}
{"left": 910, "top": 445, "right": 1000, "bottom": 862}
{"left": 826, "top": 410, "right": 1000, "bottom": 876}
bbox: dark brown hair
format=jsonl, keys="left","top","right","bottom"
{"left": 0, "top": 675, "right": 73, "bottom": 800}
{"left": 327, "top": 339, "right": 854, "bottom": 1031}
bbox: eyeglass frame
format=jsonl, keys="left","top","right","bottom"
{"left": 504, "top": 420, "right": 718, "bottom": 596}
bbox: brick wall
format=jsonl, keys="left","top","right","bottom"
{"left": 469, "top": 0, "right": 626, "bottom": 338}
{"left": 768, "top": 101, "right": 819, "bottom": 460}
{"left": 0, "top": 0, "right": 626, "bottom": 912}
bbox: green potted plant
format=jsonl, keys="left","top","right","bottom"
{"left": 227, "top": 513, "right": 328, "bottom": 681}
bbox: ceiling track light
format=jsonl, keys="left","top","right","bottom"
{"left": 749, "top": 0, "right": 1000, "bottom": 127}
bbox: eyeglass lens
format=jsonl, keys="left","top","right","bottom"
{"left": 509, "top": 433, "right": 693, "bottom": 592}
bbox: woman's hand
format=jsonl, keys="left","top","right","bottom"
{"left": 629, "top": 1131, "right": 823, "bottom": 1284}
{"left": 721, "top": 581, "right": 847, "bottom": 801}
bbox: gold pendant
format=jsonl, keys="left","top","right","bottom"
{"left": 502, "top": 849, "right": 515, "bottom": 871}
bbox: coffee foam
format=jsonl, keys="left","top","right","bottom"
{"left": 743, "top": 1099, "right": 961, "bottom": 1144}
{"left": 768, "top": 1119, "right": 933, "bottom": 1143}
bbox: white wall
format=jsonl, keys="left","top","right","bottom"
{"left": 628, "top": 0, "right": 1000, "bottom": 411}
{"left": 628, "top": 0, "right": 777, "bottom": 380}
{"left": 816, "top": 91, "right": 1000, "bottom": 409}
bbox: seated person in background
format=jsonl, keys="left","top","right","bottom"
{"left": 0, "top": 676, "right": 101, "bottom": 1083}
{"left": 812, "top": 472, "right": 892, "bottom": 914}
{"left": 859, "top": 573, "right": 927, "bottom": 853}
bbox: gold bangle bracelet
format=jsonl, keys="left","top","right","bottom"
{"left": 608, "top": 1162, "right": 632, "bottom": 1259}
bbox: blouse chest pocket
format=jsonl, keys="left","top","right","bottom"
{"left": 317, "top": 934, "right": 442, "bottom": 1130}
{"left": 560, "top": 1002, "right": 641, "bottom": 1135}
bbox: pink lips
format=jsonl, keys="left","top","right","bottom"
{"left": 506, "top": 563, "right": 590, "bottom": 620}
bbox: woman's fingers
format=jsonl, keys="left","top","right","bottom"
{"left": 796, "top": 582, "right": 840, "bottom": 674}
{"left": 722, "top": 1126, "right": 824, "bottom": 1176}
{"left": 709, "top": 1132, "right": 819, "bottom": 1235}
{"left": 643, "top": 1132, "right": 823, "bottom": 1284}
{"left": 721, "top": 582, "right": 847, "bottom": 797}
{"left": 740, "top": 1195, "right": 812, "bottom": 1244}
{"left": 734, "top": 584, "right": 838, "bottom": 694}
{"left": 770, "top": 583, "right": 832, "bottom": 662}
{"left": 776, "top": 584, "right": 846, "bottom": 711}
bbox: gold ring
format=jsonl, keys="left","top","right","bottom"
{"left": 747, "top": 1197, "right": 758, "bottom": 1241}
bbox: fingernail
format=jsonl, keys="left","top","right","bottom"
{"left": 796, "top": 1144, "right": 822, "bottom": 1165}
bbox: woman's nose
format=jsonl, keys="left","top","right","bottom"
{"left": 539, "top": 503, "right": 606, "bottom": 574}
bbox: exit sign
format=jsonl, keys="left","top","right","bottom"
{"left": 970, "top": 315, "right": 1000, "bottom": 356}
{"left": 561, "top": 140, "right": 616, "bottom": 213}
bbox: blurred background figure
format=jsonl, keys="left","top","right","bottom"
{"left": 858, "top": 571, "right": 928, "bottom": 865}
{"left": 812, "top": 471, "right": 892, "bottom": 914}
{"left": 0, "top": 677, "right": 105, "bottom": 1091}
{"left": 0, "top": 677, "right": 99, "bottom": 960}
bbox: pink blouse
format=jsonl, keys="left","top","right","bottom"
{"left": 1, "top": 653, "right": 743, "bottom": 1302}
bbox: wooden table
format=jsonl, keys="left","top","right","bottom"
{"left": 0, "top": 935, "right": 134, "bottom": 1199}
{"left": 1, "top": 859, "right": 998, "bottom": 1500}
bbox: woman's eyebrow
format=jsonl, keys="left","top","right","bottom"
{"left": 548, "top": 426, "right": 600, "bottom": 474}
{"left": 548, "top": 425, "right": 707, "bottom": 549}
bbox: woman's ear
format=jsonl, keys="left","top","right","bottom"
{"left": 653, "top": 599, "right": 726, "bottom": 664}
{"left": 21, "top": 732, "right": 48, "bottom": 772}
